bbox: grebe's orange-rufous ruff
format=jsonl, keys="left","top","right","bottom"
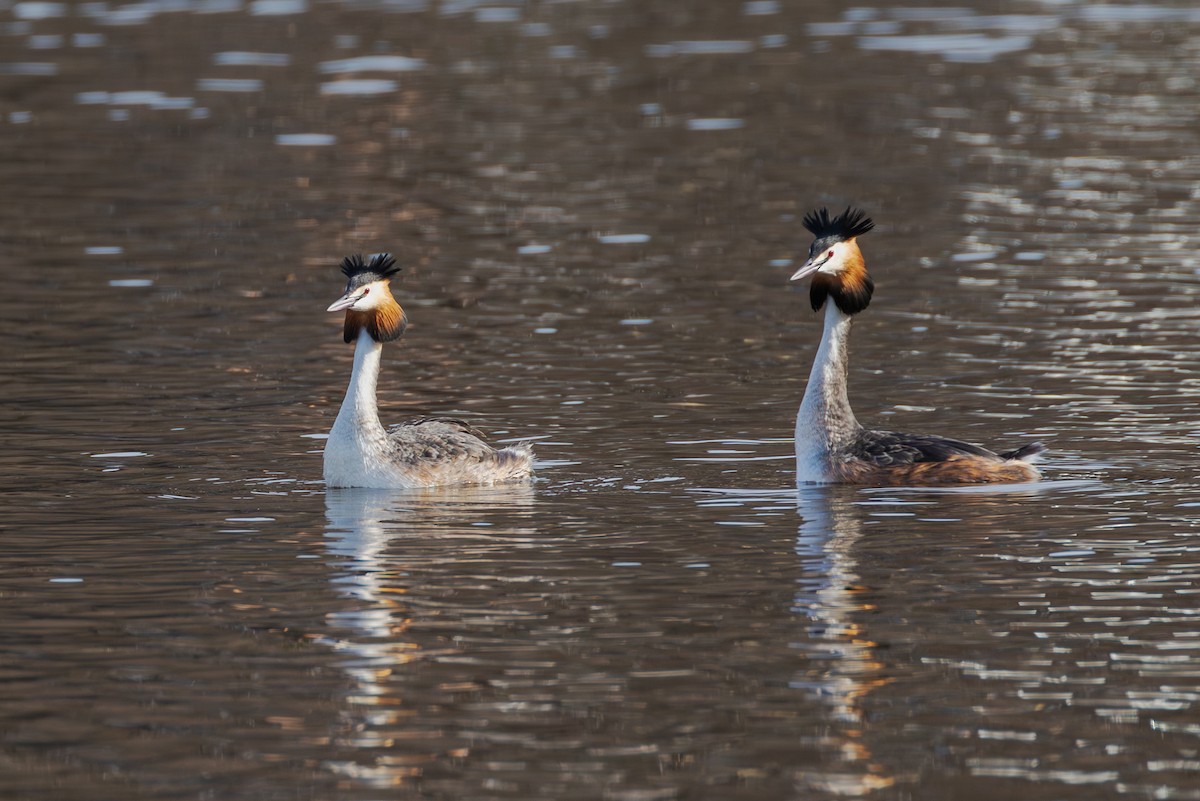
{"left": 323, "top": 253, "right": 533, "bottom": 489}
{"left": 790, "top": 207, "right": 1044, "bottom": 485}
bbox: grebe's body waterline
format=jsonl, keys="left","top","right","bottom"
{"left": 790, "top": 207, "right": 1044, "bottom": 485}
{"left": 323, "top": 254, "right": 532, "bottom": 489}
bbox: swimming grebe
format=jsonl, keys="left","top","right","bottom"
{"left": 323, "top": 253, "right": 533, "bottom": 489}
{"left": 790, "top": 207, "right": 1045, "bottom": 485}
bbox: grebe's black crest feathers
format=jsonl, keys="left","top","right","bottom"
{"left": 802, "top": 206, "right": 875, "bottom": 243}
{"left": 339, "top": 253, "right": 366, "bottom": 277}
{"left": 340, "top": 252, "right": 400, "bottom": 282}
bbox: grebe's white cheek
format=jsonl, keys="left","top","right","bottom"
{"left": 811, "top": 243, "right": 841, "bottom": 275}
{"left": 350, "top": 290, "right": 375, "bottom": 311}
{"left": 349, "top": 283, "right": 390, "bottom": 312}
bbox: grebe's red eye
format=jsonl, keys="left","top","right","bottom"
{"left": 362, "top": 287, "right": 370, "bottom": 295}
{"left": 827, "top": 250, "right": 834, "bottom": 258}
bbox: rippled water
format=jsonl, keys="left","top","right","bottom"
{"left": 3, "top": 1, "right": 1200, "bottom": 799}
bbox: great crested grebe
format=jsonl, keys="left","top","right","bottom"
{"left": 323, "top": 253, "right": 533, "bottom": 489}
{"left": 790, "top": 207, "right": 1045, "bottom": 485}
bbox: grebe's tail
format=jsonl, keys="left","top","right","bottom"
{"left": 495, "top": 442, "right": 535, "bottom": 478}
{"left": 1000, "top": 442, "right": 1047, "bottom": 463}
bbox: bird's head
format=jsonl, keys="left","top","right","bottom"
{"left": 327, "top": 253, "right": 408, "bottom": 343}
{"left": 789, "top": 206, "right": 875, "bottom": 315}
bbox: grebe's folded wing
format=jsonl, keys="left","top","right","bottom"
{"left": 852, "top": 429, "right": 999, "bottom": 467}
{"left": 386, "top": 417, "right": 496, "bottom": 461}
{"left": 393, "top": 416, "right": 487, "bottom": 439}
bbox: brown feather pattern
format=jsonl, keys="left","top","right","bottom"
{"left": 810, "top": 240, "right": 874, "bottom": 315}
{"left": 343, "top": 287, "right": 408, "bottom": 343}
{"left": 833, "top": 454, "right": 1040, "bottom": 485}
{"left": 830, "top": 428, "right": 1043, "bottom": 484}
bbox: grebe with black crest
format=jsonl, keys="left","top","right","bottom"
{"left": 790, "top": 207, "right": 1045, "bottom": 485}
{"left": 323, "top": 253, "right": 533, "bottom": 489}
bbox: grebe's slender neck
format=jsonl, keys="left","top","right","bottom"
{"left": 331, "top": 328, "right": 387, "bottom": 442}
{"left": 796, "top": 302, "right": 861, "bottom": 479}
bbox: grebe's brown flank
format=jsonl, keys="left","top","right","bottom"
{"left": 789, "top": 207, "right": 1045, "bottom": 485}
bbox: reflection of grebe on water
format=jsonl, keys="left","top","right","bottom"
{"left": 321, "top": 484, "right": 535, "bottom": 785}
{"left": 323, "top": 483, "right": 537, "bottom": 638}
{"left": 792, "top": 486, "right": 896, "bottom": 795}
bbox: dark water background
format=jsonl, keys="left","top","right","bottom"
{"left": 3, "top": 1, "right": 1200, "bottom": 799}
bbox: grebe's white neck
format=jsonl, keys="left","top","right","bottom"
{"left": 795, "top": 302, "right": 861, "bottom": 483}
{"left": 325, "top": 329, "right": 392, "bottom": 486}
{"left": 336, "top": 329, "right": 386, "bottom": 436}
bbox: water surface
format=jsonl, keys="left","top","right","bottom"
{"left": 2, "top": 1, "right": 1200, "bottom": 799}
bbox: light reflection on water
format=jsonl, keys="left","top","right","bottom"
{"left": 3, "top": 0, "right": 1200, "bottom": 798}
{"left": 304, "top": 477, "right": 1200, "bottom": 796}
